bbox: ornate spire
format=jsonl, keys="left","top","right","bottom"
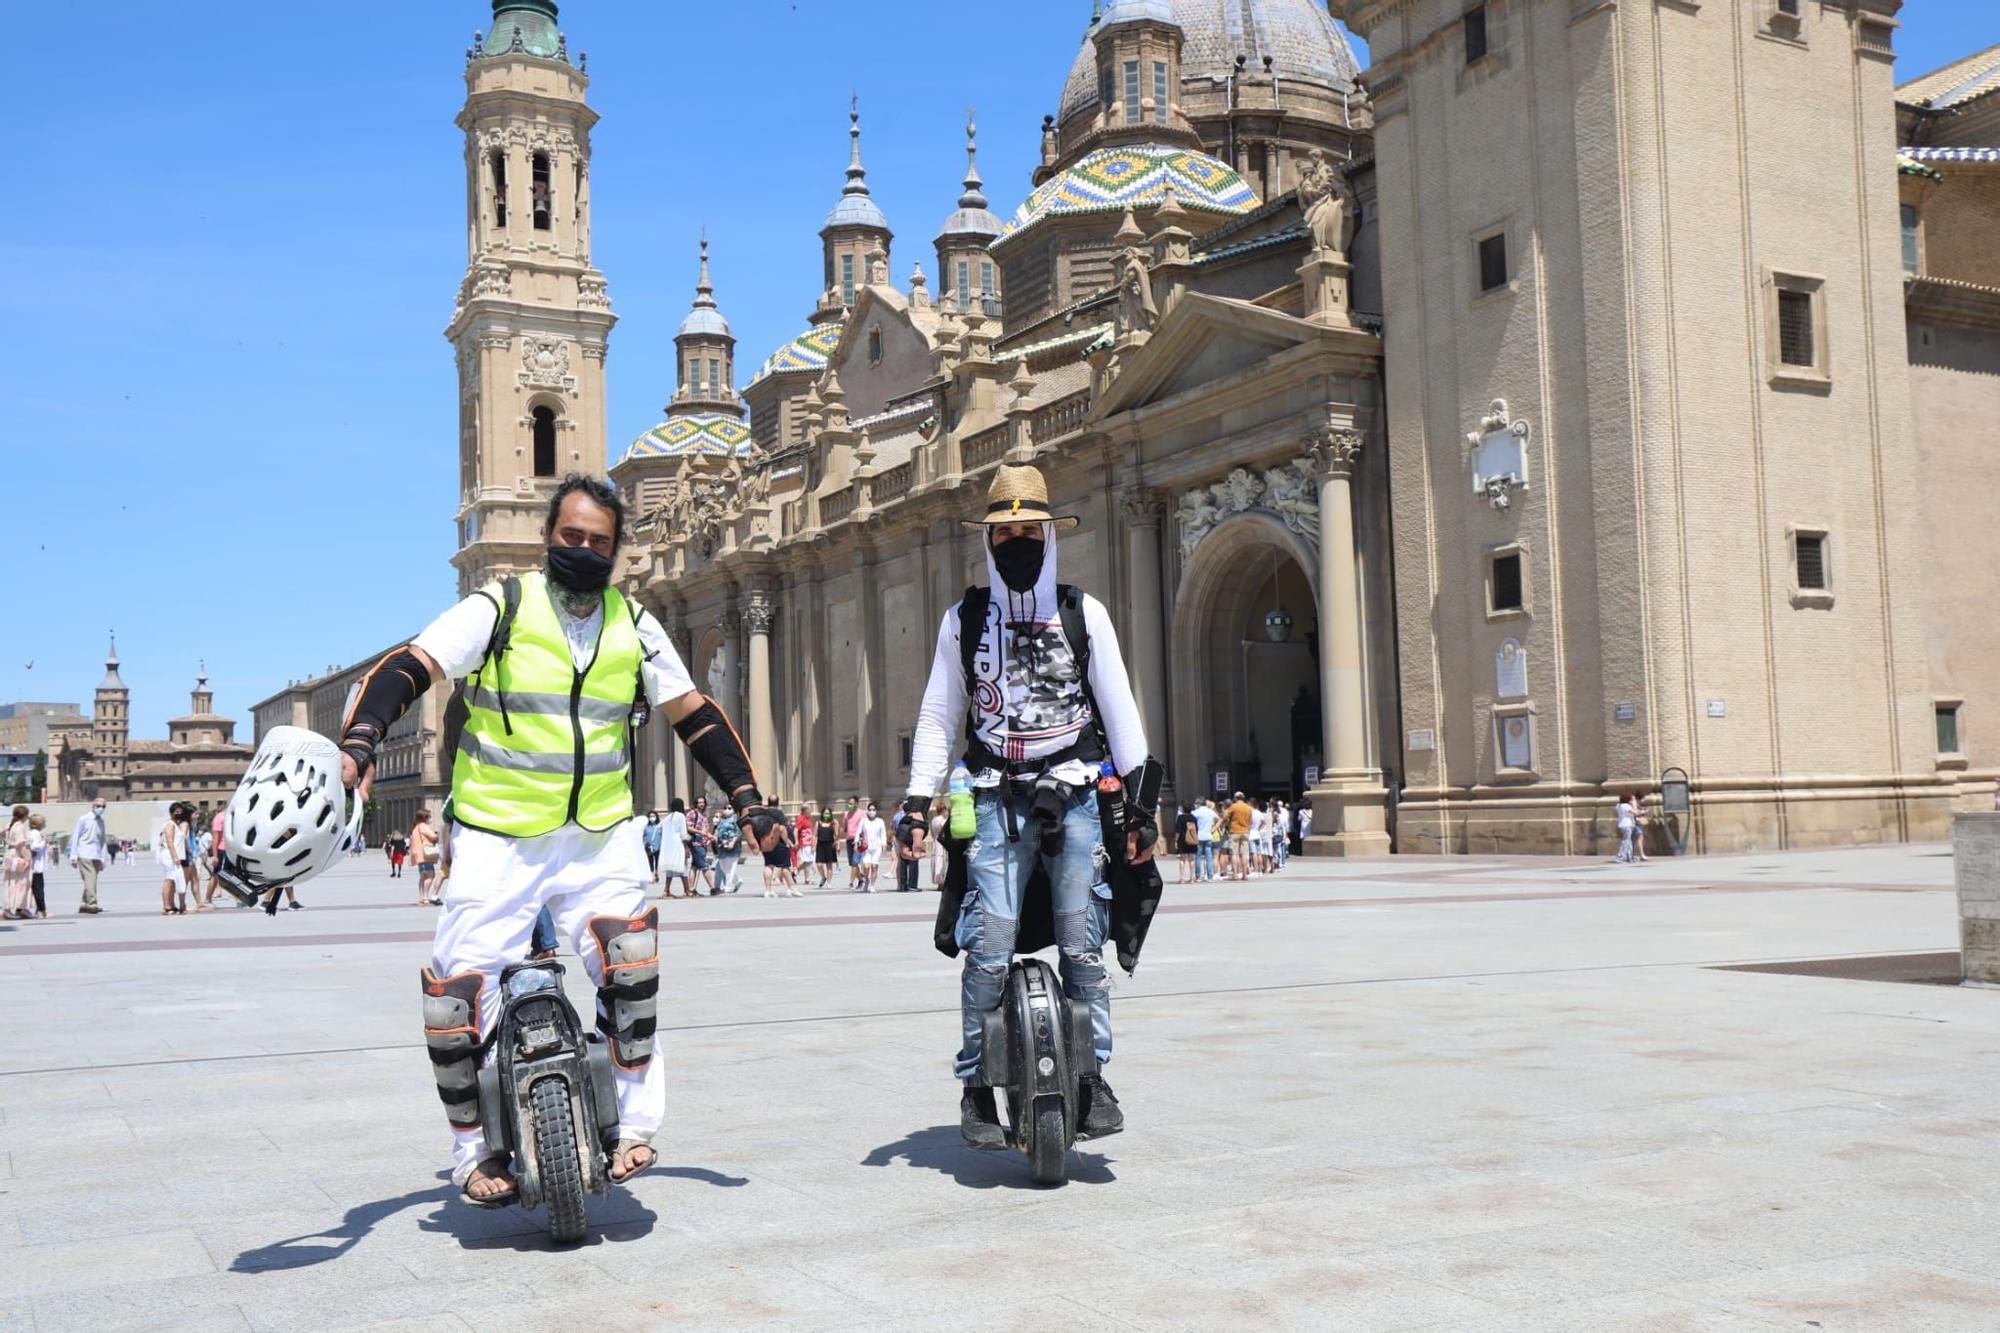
{"left": 100, "top": 633, "right": 124, "bottom": 690}
{"left": 844, "top": 95, "right": 871, "bottom": 201}
{"left": 693, "top": 232, "right": 716, "bottom": 312}
{"left": 106, "top": 633, "right": 119, "bottom": 669}
{"left": 959, "top": 109, "right": 988, "bottom": 210}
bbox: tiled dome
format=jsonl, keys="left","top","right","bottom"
{"left": 480, "top": 0, "right": 563, "bottom": 59}
{"left": 1059, "top": 0, "right": 1361, "bottom": 124}
{"left": 1009, "top": 144, "right": 1258, "bottom": 232}
{"left": 751, "top": 324, "right": 844, "bottom": 384}
{"left": 623, "top": 414, "right": 753, "bottom": 461}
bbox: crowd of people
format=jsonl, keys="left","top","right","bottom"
{"left": 1170, "top": 791, "right": 1309, "bottom": 884}
{"left": 636, "top": 794, "right": 948, "bottom": 899}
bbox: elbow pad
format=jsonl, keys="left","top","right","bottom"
{"left": 672, "top": 696, "right": 761, "bottom": 807}
{"left": 340, "top": 648, "right": 434, "bottom": 773}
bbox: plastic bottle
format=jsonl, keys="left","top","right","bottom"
{"left": 948, "top": 764, "right": 976, "bottom": 840}
{"left": 1096, "top": 759, "right": 1126, "bottom": 850}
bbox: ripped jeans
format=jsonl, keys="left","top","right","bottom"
{"left": 954, "top": 785, "right": 1112, "bottom": 1082}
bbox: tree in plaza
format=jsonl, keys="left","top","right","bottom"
{"left": 31, "top": 751, "right": 46, "bottom": 802}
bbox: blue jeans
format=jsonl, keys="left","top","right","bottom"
{"left": 1194, "top": 839, "right": 1217, "bottom": 880}
{"left": 530, "top": 907, "right": 558, "bottom": 955}
{"left": 954, "top": 786, "right": 1111, "bottom": 1081}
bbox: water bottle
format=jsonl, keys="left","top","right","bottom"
{"left": 948, "top": 764, "right": 976, "bottom": 840}
{"left": 1096, "top": 759, "right": 1126, "bottom": 850}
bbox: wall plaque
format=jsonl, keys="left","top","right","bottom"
{"left": 1407, "top": 728, "right": 1436, "bottom": 751}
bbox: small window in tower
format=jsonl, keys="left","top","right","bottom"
{"left": 868, "top": 327, "right": 883, "bottom": 366}
{"left": 1464, "top": 4, "right": 1490, "bottom": 65}
{"left": 1936, "top": 702, "right": 1962, "bottom": 757}
{"left": 1794, "top": 531, "right": 1827, "bottom": 591}
{"left": 1124, "top": 61, "right": 1141, "bottom": 124}
{"left": 981, "top": 261, "right": 995, "bottom": 295}
{"left": 1153, "top": 61, "right": 1169, "bottom": 122}
{"left": 1900, "top": 204, "right": 1920, "bottom": 276}
{"left": 1477, "top": 230, "right": 1509, "bottom": 293}
{"left": 841, "top": 254, "right": 855, "bottom": 307}
{"left": 531, "top": 152, "right": 552, "bottom": 231}
{"left": 1488, "top": 550, "right": 1525, "bottom": 614}
{"left": 1777, "top": 288, "right": 1814, "bottom": 366}
{"left": 957, "top": 260, "right": 971, "bottom": 303}
{"left": 1100, "top": 65, "right": 1115, "bottom": 113}
{"left": 708, "top": 358, "right": 720, "bottom": 395}
{"left": 532, "top": 406, "right": 557, "bottom": 477}
{"left": 490, "top": 151, "right": 508, "bottom": 228}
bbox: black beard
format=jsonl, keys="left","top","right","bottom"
{"left": 557, "top": 587, "right": 599, "bottom": 619}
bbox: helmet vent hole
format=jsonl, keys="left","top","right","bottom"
{"left": 314, "top": 805, "right": 331, "bottom": 828}
{"left": 244, "top": 827, "right": 257, "bottom": 847}
{"left": 247, "top": 793, "right": 259, "bottom": 812}
{"left": 269, "top": 800, "right": 285, "bottom": 819}
{"left": 284, "top": 848, "right": 313, "bottom": 867}
{"left": 270, "top": 828, "right": 296, "bottom": 850}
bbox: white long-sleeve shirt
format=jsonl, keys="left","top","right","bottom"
{"left": 907, "top": 590, "right": 1149, "bottom": 796}
{"left": 71, "top": 810, "right": 109, "bottom": 862}
{"left": 412, "top": 583, "right": 695, "bottom": 704}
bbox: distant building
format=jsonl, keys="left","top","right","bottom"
{"left": 0, "top": 702, "right": 84, "bottom": 754}
{"left": 51, "top": 641, "right": 253, "bottom": 809}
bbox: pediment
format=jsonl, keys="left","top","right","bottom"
{"left": 1093, "top": 293, "right": 1318, "bottom": 420}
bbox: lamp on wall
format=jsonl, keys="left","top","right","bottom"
{"left": 1263, "top": 550, "right": 1294, "bottom": 643}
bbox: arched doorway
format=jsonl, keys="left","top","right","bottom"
{"left": 1170, "top": 513, "right": 1321, "bottom": 805}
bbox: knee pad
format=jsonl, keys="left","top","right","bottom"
{"left": 420, "top": 968, "right": 485, "bottom": 1130}
{"left": 977, "top": 911, "right": 1018, "bottom": 960}
{"left": 587, "top": 908, "right": 660, "bottom": 1070}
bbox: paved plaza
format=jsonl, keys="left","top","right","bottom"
{"left": 1, "top": 842, "right": 1996, "bottom": 1330}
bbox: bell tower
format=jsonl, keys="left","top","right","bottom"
{"left": 88, "top": 634, "right": 129, "bottom": 799}
{"left": 447, "top": 0, "right": 617, "bottom": 596}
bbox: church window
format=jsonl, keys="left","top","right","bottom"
{"left": 1488, "top": 551, "right": 1524, "bottom": 614}
{"left": 531, "top": 152, "right": 552, "bottom": 230}
{"left": 1464, "top": 4, "right": 1490, "bottom": 65}
{"left": 1900, "top": 204, "right": 1920, "bottom": 277}
{"left": 1777, "top": 289, "right": 1814, "bottom": 366}
{"left": 1477, "top": 231, "right": 1509, "bottom": 293}
{"left": 1776, "top": 0, "right": 1799, "bottom": 12}
{"left": 1101, "top": 65, "right": 1115, "bottom": 113}
{"left": 842, "top": 738, "right": 857, "bottom": 775}
{"left": 981, "top": 261, "right": 995, "bottom": 295}
{"left": 868, "top": 327, "right": 883, "bottom": 366}
{"left": 490, "top": 152, "right": 508, "bottom": 228}
{"left": 531, "top": 406, "right": 557, "bottom": 477}
{"left": 708, "top": 358, "right": 720, "bottom": 395}
{"left": 1936, "top": 702, "right": 1963, "bottom": 757}
{"left": 957, "top": 259, "right": 971, "bottom": 302}
{"left": 1793, "top": 531, "right": 1827, "bottom": 591}
{"left": 1124, "top": 62, "right": 1141, "bottom": 124}
{"left": 1153, "top": 62, "right": 1169, "bottom": 122}
{"left": 841, "top": 253, "right": 855, "bottom": 306}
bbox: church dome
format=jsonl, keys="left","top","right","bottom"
{"left": 750, "top": 324, "right": 843, "bottom": 385}
{"left": 1009, "top": 144, "right": 1258, "bottom": 232}
{"left": 678, "top": 306, "right": 732, "bottom": 338}
{"left": 1058, "top": 0, "right": 1361, "bottom": 125}
{"left": 481, "top": 0, "right": 564, "bottom": 60}
{"left": 623, "top": 414, "right": 753, "bottom": 461}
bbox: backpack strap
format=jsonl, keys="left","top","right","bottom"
{"left": 468, "top": 575, "right": 522, "bottom": 736}
{"left": 1057, "top": 584, "right": 1108, "bottom": 756}
{"left": 956, "top": 585, "right": 989, "bottom": 693}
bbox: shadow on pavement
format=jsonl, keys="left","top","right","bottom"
{"left": 862, "top": 1125, "right": 1117, "bottom": 1189}
{"left": 232, "top": 1180, "right": 455, "bottom": 1272}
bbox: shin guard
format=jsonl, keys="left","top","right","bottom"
{"left": 419, "top": 968, "right": 485, "bottom": 1130}
{"left": 587, "top": 908, "right": 660, "bottom": 1070}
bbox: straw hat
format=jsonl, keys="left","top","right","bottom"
{"left": 963, "top": 463, "right": 1080, "bottom": 529}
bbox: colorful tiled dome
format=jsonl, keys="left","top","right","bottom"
{"left": 1009, "top": 145, "right": 1258, "bottom": 232}
{"left": 752, "top": 324, "right": 843, "bottom": 383}
{"left": 623, "top": 414, "right": 753, "bottom": 461}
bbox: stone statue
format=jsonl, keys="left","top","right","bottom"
{"left": 1265, "top": 459, "right": 1320, "bottom": 544}
{"left": 1115, "top": 246, "right": 1158, "bottom": 340}
{"left": 1298, "top": 149, "right": 1354, "bottom": 259}
{"left": 1176, "top": 487, "right": 1222, "bottom": 561}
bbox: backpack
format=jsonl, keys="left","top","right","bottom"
{"left": 955, "top": 583, "right": 1105, "bottom": 771}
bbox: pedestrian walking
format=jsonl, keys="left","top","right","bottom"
{"left": 386, "top": 829, "right": 407, "bottom": 878}
{"left": 71, "top": 797, "right": 108, "bottom": 914}
{"left": 1172, "top": 804, "right": 1196, "bottom": 883}
{"left": 1614, "top": 792, "right": 1640, "bottom": 864}
{"left": 660, "top": 798, "right": 692, "bottom": 898}
{"left": 6, "top": 804, "right": 37, "bottom": 919}
{"left": 410, "top": 809, "right": 441, "bottom": 906}
{"left": 713, "top": 805, "right": 743, "bottom": 893}
{"left": 688, "top": 796, "right": 715, "bottom": 896}
{"left": 857, "top": 802, "right": 886, "bottom": 892}
{"left": 1224, "top": 792, "right": 1255, "bottom": 881}
{"left": 814, "top": 806, "right": 838, "bottom": 887}
{"left": 26, "top": 814, "right": 49, "bottom": 918}
{"left": 895, "top": 805, "right": 927, "bottom": 892}
{"left": 762, "top": 814, "right": 799, "bottom": 897}
{"left": 641, "top": 812, "right": 662, "bottom": 877}
{"left": 843, "top": 797, "right": 866, "bottom": 888}
{"left": 156, "top": 805, "right": 187, "bottom": 915}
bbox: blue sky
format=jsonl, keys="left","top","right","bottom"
{"left": 4, "top": 0, "right": 1991, "bottom": 740}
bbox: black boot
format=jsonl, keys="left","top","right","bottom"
{"left": 1077, "top": 1073, "right": 1123, "bottom": 1140}
{"left": 959, "top": 1086, "right": 1006, "bottom": 1151}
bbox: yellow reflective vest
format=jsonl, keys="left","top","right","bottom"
{"left": 451, "top": 572, "right": 641, "bottom": 838}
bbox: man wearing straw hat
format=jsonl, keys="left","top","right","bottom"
{"left": 906, "top": 463, "right": 1159, "bottom": 1149}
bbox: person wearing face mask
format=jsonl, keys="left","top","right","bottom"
{"left": 71, "top": 798, "right": 110, "bottom": 915}
{"left": 905, "top": 464, "right": 1163, "bottom": 1151}
{"left": 332, "top": 473, "right": 784, "bottom": 1209}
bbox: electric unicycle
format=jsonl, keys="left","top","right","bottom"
{"left": 981, "top": 956, "right": 1097, "bottom": 1187}
{"left": 474, "top": 960, "right": 621, "bottom": 1244}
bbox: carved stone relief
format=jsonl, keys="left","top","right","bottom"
{"left": 1175, "top": 457, "right": 1322, "bottom": 561}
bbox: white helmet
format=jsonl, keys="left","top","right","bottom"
{"left": 217, "top": 726, "right": 364, "bottom": 905}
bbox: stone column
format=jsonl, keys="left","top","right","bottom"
{"left": 1119, "top": 488, "right": 1169, "bottom": 753}
{"left": 746, "top": 590, "right": 778, "bottom": 795}
{"left": 1306, "top": 420, "right": 1390, "bottom": 856}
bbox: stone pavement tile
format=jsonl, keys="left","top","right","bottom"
{"left": 1069, "top": 1251, "right": 1513, "bottom": 1331}
{"left": 452, "top": 1281, "right": 872, "bottom": 1333}
{"left": 780, "top": 1232, "right": 1144, "bottom": 1316}
{"left": 1348, "top": 1216, "right": 1756, "bottom": 1307}
{"left": 2, "top": 1227, "right": 217, "bottom": 1297}
{"left": 32, "top": 1252, "right": 421, "bottom": 1331}
{"left": 1444, "top": 1288, "right": 1796, "bottom": 1332}
{"left": 0, "top": 1299, "right": 30, "bottom": 1333}
{"left": 1665, "top": 1253, "right": 2000, "bottom": 1331}
{"left": 233, "top": 1277, "right": 535, "bottom": 1333}
{"left": 30, "top": 1285, "right": 251, "bottom": 1333}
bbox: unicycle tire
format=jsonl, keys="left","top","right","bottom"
{"left": 529, "top": 1077, "right": 588, "bottom": 1245}
{"left": 1028, "top": 1099, "right": 1069, "bottom": 1187}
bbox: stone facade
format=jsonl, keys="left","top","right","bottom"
{"left": 1955, "top": 812, "right": 2000, "bottom": 985}
{"left": 52, "top": 652, "right": 252, "bottom": 809}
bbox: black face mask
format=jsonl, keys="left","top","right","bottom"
{"left": 546, "top": 543, "right": 613, "bottom": 595}
{"left": 991, "top": 536, "right": 1046, "bottom": 593}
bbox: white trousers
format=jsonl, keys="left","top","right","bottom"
{"left": 432, "top": 819, "right": 664, "bottom": 1184}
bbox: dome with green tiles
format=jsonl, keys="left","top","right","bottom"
{"left": 623, "top": 414, "right": 754, "bottom": 462}
{"left": 751, "top": 324, "right": 843, "bottom": 384}
{"left": 481, "top": 0, "right": 563, "bottom": 59}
